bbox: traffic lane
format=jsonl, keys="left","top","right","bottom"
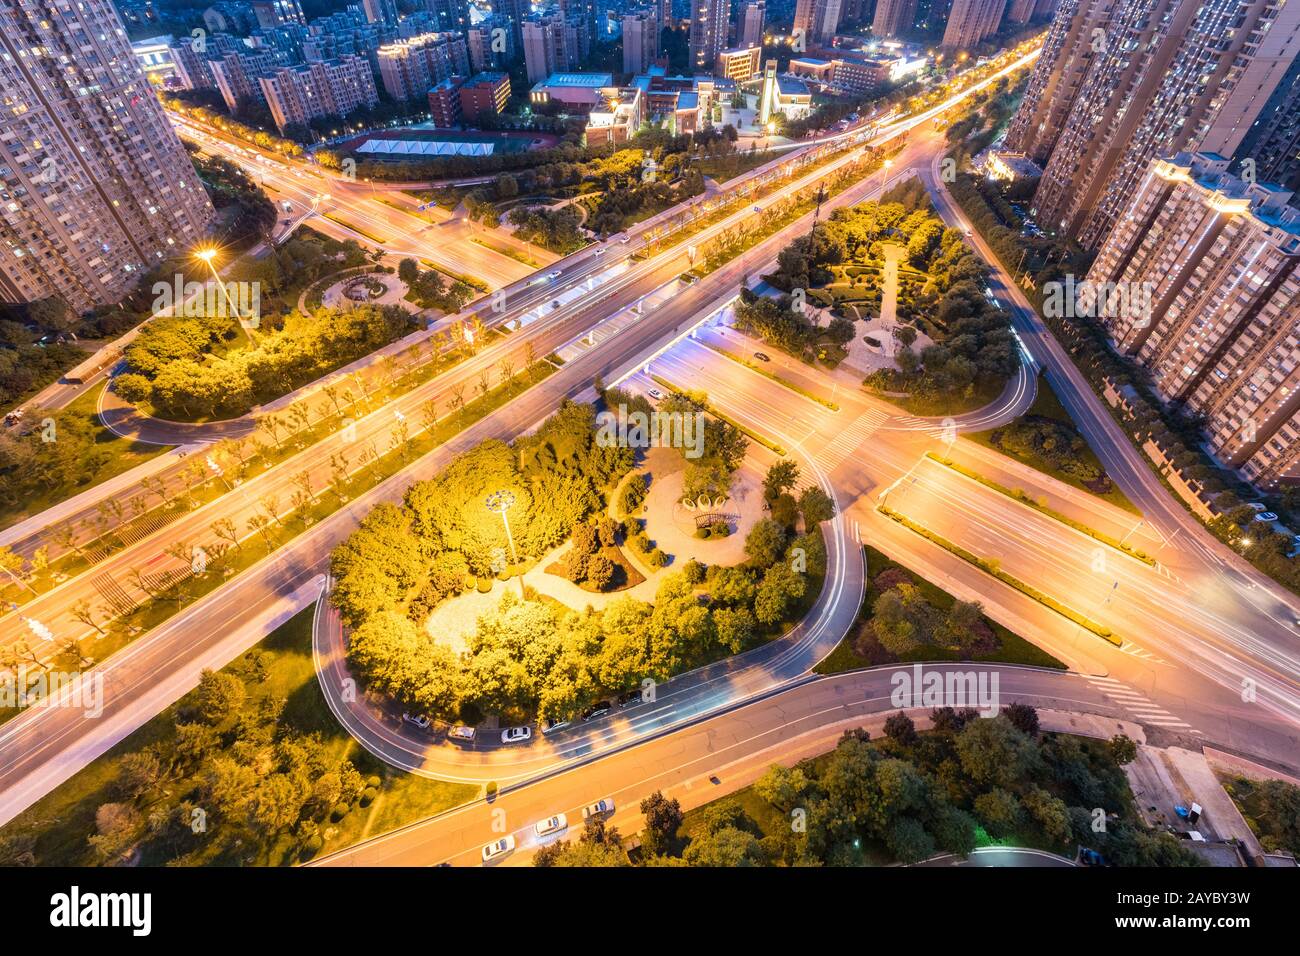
{"left": 0, "top": 199, "right": 874, "bottom": 819}
{"left": 312, "top": 663, "right": 1118, "bottom": 866}
{"left": 887, "top": 464, "right": 1300, "bottom": 726}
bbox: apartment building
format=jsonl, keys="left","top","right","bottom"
{"left": 688, "top": 0, "right": 729, "bottom": 72}
{"left": 623, "top": 9, "right": 661, "bottom": 76}
{"left": 259, "top": 55, "right": 379, "bottom": 130}
{"left": 739, "top": 1, "right": 766, "bottom": 47}
{"left": 716, "top": 46, "right": 763, "bottom": 82}
{"left": 941, "top": 0, "right": 1006, "bottom": 49}
{"left": 793, "top": 0, "right": 843, "bottom": 46}
{"left": 871, "top": 0, "right": 918, "bottom": 38}
{"left": 376, "top": 32, "right": 470, "bottom": 101}
{"left": 1023, "top": 0, "right": 1300, "bottom": 249}
{"left": 1083, "top": 152, "right": 1300, "bottom": 484}
{"left": 0, "top": 0, "right": 214, "bottom": 311}
{"left": 459, "top": 72, "right": 513, "bottom": 120}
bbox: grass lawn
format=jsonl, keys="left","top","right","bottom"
{"left": 0, "top": 383, "right": 171, "bottom": 530}
{"left": 965, "top": 373, "right": 1139, "bottom": 513}
{"left": 884, "top": 378, "right": 1007, "bottom": 418}
{"left": 814, "top": 546, "right": 1066, "bottom": 674}
{"left": 696, "top": 149, "right": 778, "bottom": 183}
{"left": 0, "top": 607, "right": 478, "bottom": 866}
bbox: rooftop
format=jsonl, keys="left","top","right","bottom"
{"left": 535, "top": 72, "right": 614, "bottom": 88}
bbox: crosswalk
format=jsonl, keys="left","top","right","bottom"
{"left": 806, "top": 408, "right": 890, "bottom": 475}
{"left": 1084, "top": 674, "right": 1202, "bottom": 735}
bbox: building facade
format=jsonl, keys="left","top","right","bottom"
{"left": 739, "top": 1, "right": 766, "bottom": 47}
{"left": 688, "top": 0, "right": 729, "bottom": 72}
{"left": 1023, "top": 0, "right": 1300, "bottom": 249}
{"left": 871, "top": 0, "right": 918, "bottom": 39}
{"left": 1083, "top": 152, "right": 1300, "bottom": 484}
{"left": 376, "top": 32, "right": 470, "bottom": 101}
{"left": 623, "top": 9, "right": 660, "bottom": 76}
{"left": 0, "top": 0, "right": 214, "bottom": 311}
{"left": 259, "top": 54, "right": 378, "bottom": 130}
{"left": 941, "top": 0, "right": 1006, "bottom": 49}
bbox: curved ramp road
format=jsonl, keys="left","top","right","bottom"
{"left": 309, "top": 664, "right": 1137, "bottom": 867}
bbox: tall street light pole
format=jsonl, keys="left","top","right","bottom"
{"left": 195, "top": 248, "right": 255, "bottom": 343}
{"left": 485, "top": 490, "right": 524, "bottom": 596}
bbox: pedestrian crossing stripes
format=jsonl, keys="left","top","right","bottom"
{"left": 1084, "top": 675, "right": 1202, "bottom": 735}
{"left": 809, "top": 408, "right": 889, "bottom": 474}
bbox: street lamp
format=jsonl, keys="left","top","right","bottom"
{"left": 485, "top": 490, "right": 523, "bottom": 595}
{"left": 194, "top": 247, "right": 252, "bottom": 339}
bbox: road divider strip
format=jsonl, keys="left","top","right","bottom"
{"left": 695, "top": 339, "right": 841, "bottom": 411}
{"left": 926, "top": 453, "right": 1156, "bottom": 566}
{"left": 649, "top": 373, "right": 788, "bottom": 457}
{"left": 877, "top": 502, "right": 1121, "bottom": 646}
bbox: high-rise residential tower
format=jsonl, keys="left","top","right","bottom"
{"left": 871, "top": 0, "right": 917, "bottom": 39}
{"left": 623, "top": 9, "right": 661, "bottom": 75}
{"left": 1082, "top": 152, "right": 1300, "bottom": 485}
{"left": 739, "top": 1, "right": 766, "bottom": 46}
{"left": 1022, "top": 0, "right": 1300, "bottom": 249}
{"left": 689, "top": 0, "right": 729, "bottom": 71}
{"left": 941, "top": 0, "right": 1006, "bottom": 49}
{"left": 794, "top": 0, "right": 843, "bottom": 46}
{"left": 1234, "top": 59, "right": 1300, "bottom": 194}
{"left": 1001, "top": 0, "right": 1119, "bottom": 164}
{"left": 0, "top": 0, "right": 214, "bottom": 311}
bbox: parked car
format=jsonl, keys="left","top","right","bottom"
{"left": 540, "top": 718, "right": 571, "bottom": 735}
{"left": 1254, "top": 512, "right": 1279, "bottom": 523}
{"left": 752, "top": 205, "right": 762, "bottom": 213}
{"left": 754, "top": 351, "right": 771, "bottom": 362}
{"left": 501, "top": 726, "right": 532, "bottom": 744}
{"left": 401, "top": 713, "right": 431, "bottom": 730}
{"left": 647, "top": 387, "right": 664, "bottom": 400}
{"left": 617, "top": 688, "right": 643, "bottom": 708}
{"left": 447, "top": 725, "right": 476, "bottom": 741}
{"left": 580, "top": 700, "right": 611, "bottom": 721}
{"left": 582, "top": 798, "right": 615, "bottom": 819}
{"left": 535, "top": 814, "right": 567, "bottom": 837}
{"left": 481, "top": 835, "right": 515, "bottom": 862}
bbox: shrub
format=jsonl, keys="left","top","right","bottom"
{"left": 647, "top": 548, "right": 668, "bottom": 568}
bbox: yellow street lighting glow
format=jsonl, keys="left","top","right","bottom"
{"left": 195, "top": 248, "right": 217, "bottom": 262}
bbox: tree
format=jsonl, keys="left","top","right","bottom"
{"left": 1002, "top": 702, "right": 1040, "bottom": 736}
{"left": 754, "top": 562, "right": 806, "bottom": 626}
{"left": 113, "top": 751, "right": 163, "bottom": 802}
{"left": 763, "top": 460, "right": 800, "bottom": 501}
{"left": 194, "top": 669, "right": 246, "bottom": 725}
{"left": 1107, "top": 733, "right": 1137, "bottom": 766}
{"left": 883, "top": 711, "right": 918, "bottom": 746}
{"left": 639, "top": 790, "right": 683, "bottom": 856}
{"left": 585, "top": 552, "right": 615, "bottom": 590}
{"left": 955, "top": 715, "right": 1040, "bottom": 788}
{"left": 0, "top": 546, "right": 36, "bottom": 595}
{"left": 798, "top": 486, "right": 835, "bottom": 526}
{"left": 755, "top": 764, "right": 810, "bottom": 812}
{"left": 684, "top": 826, "right": 765, "bottom": 867}
{"left": 744, "top": 518, "right": 787, "bottom": 569}
{"left": 88, "top": 803, "right": 140, "bottom": 864}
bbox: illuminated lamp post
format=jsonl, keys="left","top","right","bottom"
{"left": 485, "top": 490, "right": 524, "bottom": 595}
{"left": 194, "top": 247, "right": 255, "bottom": 342}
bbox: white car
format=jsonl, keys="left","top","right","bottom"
{"left": 582, "top": 798, "right": 615, "bottom": 819}
{"left": 619, "top": 235, "right": 631, "bottom": 244}
{"left": 501, "top": 726, "right": 532, "bottom": 744}
{"left": 402, "top": 712, "right": 431, "bottom": 730}
{"left": 648, "top": 387, "right": 664, "bottom": 400}
{"left": 594, "top": 247, "right": 606, "bottom": 256}
{"left": 752, "top": 205, "right": 762, "bottom": 213}
{"left": 481, "top": 835, "right": 515, "bottom": 862}
{"left": 447, "top": 725, "right": 476, "bottom": 741}
{"left": 546, "top": 270, "right": 562, "bottom": 280}
{"left": 535, "top": 814, "right": 568, "bottom": 837}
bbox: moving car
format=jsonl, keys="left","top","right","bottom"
{"left": 617, "top": 688, "right": 644, "bottom": 708}
{"left": 535, "top": 814, "right": 567, "bottom": 837}
{"left": 447, "top": 725, "right": 476, "bottom": 741}
{"left": 754, "top": 352, "right": 771, "bottom": 362}
{"left": 501, "top": 726, "right": 532, "bottom": 744}
{"left": 540, "top": 718, "right": 571, "bottom": 735}
{"left": 402, "top": 713, "right": 431, "bottom": 730}
{"left": 752, "top": 205, "right": 762, "bottom": 213}
{"left": 582, "top": 798, "right": 615, "bottom": 819}
{"left": 546, "top": 270, "right": 562, "bottom": 280}
{"left": 481, "top": 835, "right": 515, "bottom": 862}
{"left": 648, "top": 387, "right": 664, "bottom": 400}
{"left": 594, "top": 246, "right": 606, "bottom": 256}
